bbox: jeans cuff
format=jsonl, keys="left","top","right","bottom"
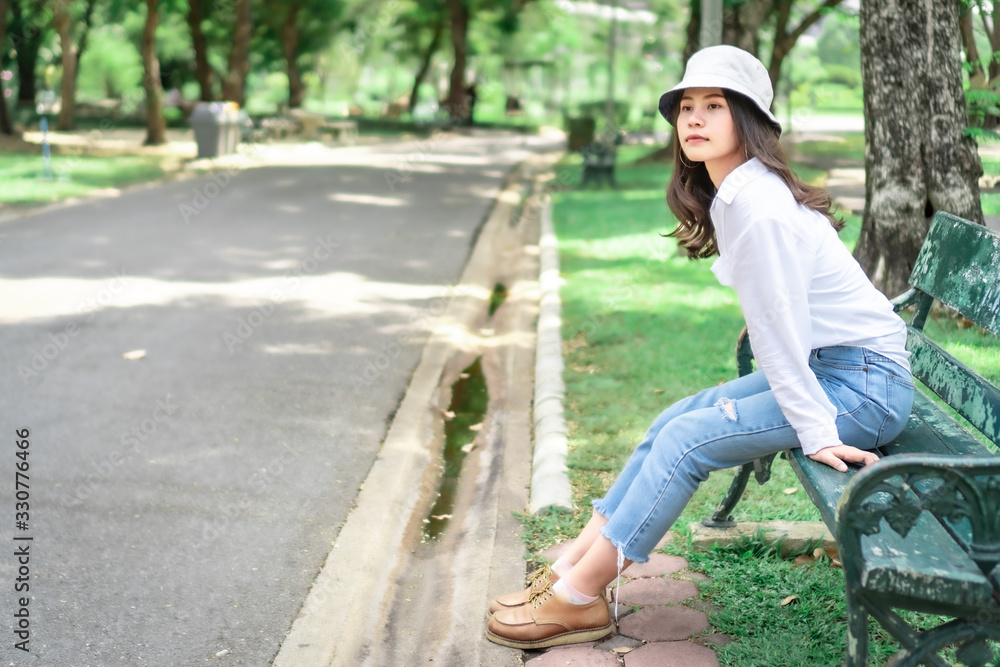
{"left": 598, "top": 524, "right": 650, "bottom": 564}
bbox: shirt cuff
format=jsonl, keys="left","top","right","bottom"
{"left": 796, "top": 424, "right": 841, "bottom": 456}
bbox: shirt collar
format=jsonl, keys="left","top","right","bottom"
{"left": 713, "top": 157, "right": 769, "bottom": 206}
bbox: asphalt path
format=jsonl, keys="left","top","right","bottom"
{"left": 0, "top": 130, "right": 559, "bottom": 665}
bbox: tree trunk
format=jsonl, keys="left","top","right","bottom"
{"left": 283, "top": 3, "right": 304, "bottom": 109}
{"left": 142, "top": 0, "right": 167, "bottom": 145}
{"left": 446, "top": 0, "right": 470, "bottom": 122}
{"left": 684, "top": 0, "right": 700, "bottom": 61}
{"left": 0, "top": 0, "right": 13, "bottom": 135}
{"left": 74, "top": 0, "right": 97, "bottom": 74}
{"left": 856, "top": 0, "right": 983, "bottom": 296}
{"left": 722, "top": 0, "right": 770, "bottom": 57}
{"left": 991, "top": 1, "right": 1000, "bottom": 82}
{"left": 11, "top": 0, "right": 43, "bottom": 108}
{"left": 221, "top": 0, "right": 250, "bottom": 105}
{"left": 408, "top": 19, "right": 444, "bottom": 114}
{"left": 54, "top": 1, "right": 76, "bottom": 131}
{"left": 187, "top": 0, "right": 214, "bottom": 100}
{"left": 767, "top": 0, "right": 843, "bottom": 96}
{"left": 959, "top": 1, "right": 983, "bottom": 81}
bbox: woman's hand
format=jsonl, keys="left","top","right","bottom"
{"left": 808, "top": 444, "right": 879, "bottom": 472}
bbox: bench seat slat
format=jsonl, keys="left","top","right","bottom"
{"left": 906, "top": 327, "right": 1000, "bottom": 447}
{"left": 787, "top": 390, "right": 995, "bottom": 612}
{"left": 859, "top": 512, "right": 994, "bottom": 614}
{"left": 787, "top": 391, "right": 991, "bottom": 527}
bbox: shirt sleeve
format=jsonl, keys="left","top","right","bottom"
{"left": 724, "top": 216, "right": 841, "bottom": 455}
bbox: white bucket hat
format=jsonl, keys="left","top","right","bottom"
{"left": 658, "top": 45, "right": 781, "bottom": 135}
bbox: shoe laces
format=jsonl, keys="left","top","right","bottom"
{"left": 528, "top": 581, "right": 555, "bottom": 609}
{"left": 526, "top": 566, "right": 549, "bottom": 590}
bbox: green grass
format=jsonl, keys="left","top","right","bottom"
{"left": 0, "top": 153, "right": 172, "bottom": 205}
{"left": 519, "top": 143, "right": 1000, "bottom": 665}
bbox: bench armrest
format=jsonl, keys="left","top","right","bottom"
{"left": 836, "top": 454, "right": 1000, "bottom": 582}
{"left": 890, "top": 287, "right": 920, "bottom": 313}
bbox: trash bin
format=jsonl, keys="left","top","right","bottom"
{"left": 189, "top": 101, "right": 241, "bottom": 158}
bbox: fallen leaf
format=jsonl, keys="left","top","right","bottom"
{"left": 123, "top": 349, "right": 146, "bottom": 361}
{"left": 611, "top": 647, "right": 634, "bottom": 655}
{"left": 459, "top": 372, "right": 470, "bottom": 379}
{"left": 813, "top": 548, "right": 825, "bottom": 560}
{"left": 780, "top": 595, "right": 799, "bottom": 606}
{"left": 793, "top": 555, "right": 815, "bottom": 566}
{"left": 783, "top": 487, "right": 798, "bottom": 495}
{"left": 461, "top": 443, "right": 475, "bottom": 453}
{"left": 468, "top": 423, "right": 483, "bottom": 431}
{"left": 831, "top": 559, "right": 842, "bottom": 569}
{"left": 441, "top": 410, "right": 455, "bottom": 420}
{"left": 653, "top": 388, "right": 665, "bottom": 393}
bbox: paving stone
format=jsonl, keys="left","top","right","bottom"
{"left": 597, "top": 634, "right": 644, "bottom": 652}
{"left": 694, "top": 632, "right": 733, "bottom": 647}
{"left": 626, "top": 554, "right": 688, "bottom": 579}
{"left": 618, "top": 605, "right": 709, "bottom": 642}
{"left": 654, "top": 532, "right": 676, "bottom": 550}
{"left": 524, "top": 642, "right": 619, "bottom": 666}
{"left": 623, "top": 640, "right": 720, "bottom": 667}
{"left": 617, "top": 577, "right": 699, "bottom": 606}
{"left": 608, "top": 599, "right": 634, "bottom": 621}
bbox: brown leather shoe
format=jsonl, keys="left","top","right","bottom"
{"left": 488, "top": 566, "right": 560, "bottom": 615}
{"left": 486, "top": 582, "right": 613, "bottom": 649}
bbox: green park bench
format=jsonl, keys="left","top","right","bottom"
{"left": 704, "top": 212, "right": 1000, "bottom": 666}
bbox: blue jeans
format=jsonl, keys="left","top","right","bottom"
{"left": 593, "top": 346, "right": 914, "bottom": 563}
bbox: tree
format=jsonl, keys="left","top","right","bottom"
{"left": 53, "top": 0, "right": 78, "bottom": 130}
{"left": 445, "top": 0, "right": 469, "bottom": 120}
{"left": 258, "top": 0, "right": 343, "bottom": 109}
{"left": 220, "top": 0, "right": 250, "bottom": 105}
{"left": 142, "top": 0, "right": 166, "bottom": 144}
{"left": 9, "top": 0, "right": 50, "bottom": 109}
{"left": 398, "top": 0, "right": 446, "bottom": 114}
{"left": 0, "top": 0, "right": 13, "bottom": 135}
{"left": 186, "top": 0, "right": 214, "bottom": 100}
{"left": 444, "top": 0, "right": 535, "bottom": 123}
{"left": 855, "top": 0, "right": 984, "bottom": 296}
{"left": 767, "top": 0, "right": 843, "bottom": 93}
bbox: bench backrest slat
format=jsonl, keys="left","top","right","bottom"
{"left": 909, "top": 212, "right": 1000, "bottom": 337}
{"left": 906, "top": 327, "right": 1000, "bottom": 447}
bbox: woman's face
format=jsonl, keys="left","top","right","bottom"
{"left": 676, "top": 87, "right": 744, "bottom": 184}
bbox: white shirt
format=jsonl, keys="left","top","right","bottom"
{"left": 709, "top": 158, "right": 909, "bottom": 455}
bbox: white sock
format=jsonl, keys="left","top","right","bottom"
{"left": 551, "top": 557, "right": 572, "bottom": 578}
{"left": 553, "top": 578, "right": 598, "bottom": 605}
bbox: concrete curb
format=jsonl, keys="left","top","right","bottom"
{"left": 530, "top": 199, "right": 574, "bottom": 513}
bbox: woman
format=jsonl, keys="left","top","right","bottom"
{"left": 486, "top": 45, "right": 914, "bottom": 650}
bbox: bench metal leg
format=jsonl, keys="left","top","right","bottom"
{"left": 703, "top": 462, "right": 753, "bottom": 527}
{"left": 845, "top": 586, "right": 869, "bottom": 667}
